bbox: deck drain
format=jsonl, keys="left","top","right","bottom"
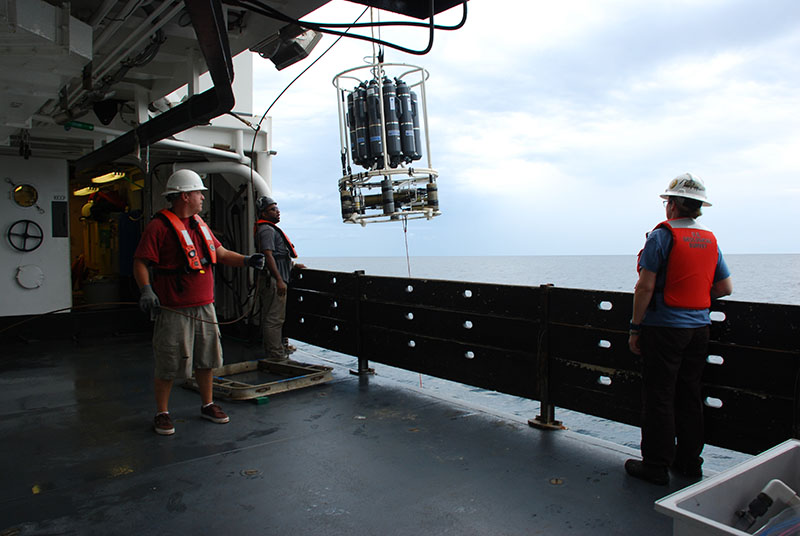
{"left": 240, "top": 469, "right": 261, "bottom": 478}
{"left": 549, "top": 478, "right": 564, "bottom": 485}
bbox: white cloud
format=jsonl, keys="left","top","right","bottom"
{"left": 251, "top": 0, "right": 800, "bottom": 256}
{"left": 445, "top": 158, "right": 574, "bottom": 198}
{"left": 632, "top": 52, "right": 745, "bottom": 92}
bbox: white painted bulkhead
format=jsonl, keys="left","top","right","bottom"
{"left": 1, "top": 156, "right": 71, "bottom": 316}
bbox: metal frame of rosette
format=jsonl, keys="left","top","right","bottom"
{"left": 334, "top": 61, "right": 440, "bottom": 225}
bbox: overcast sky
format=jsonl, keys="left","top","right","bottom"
{"left": 250, "top": 0, "right": 800, "bottom": 258}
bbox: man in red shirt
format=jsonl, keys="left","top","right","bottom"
{"left": 133, "top": 169, "right": 264, "bottom": 435}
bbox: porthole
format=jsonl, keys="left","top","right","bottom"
{"left": 12, "top": 184, "right": 38, "bottom": 208}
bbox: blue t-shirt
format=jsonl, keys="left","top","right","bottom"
{"left": 638, "top": 222, "right": 731, "bottom": 328}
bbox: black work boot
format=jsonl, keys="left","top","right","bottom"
{"left": 671, "top": 456, "right": 703, "bottom": 479}
{"left": 625, "top": 459, "right": 669, "bottom": 485}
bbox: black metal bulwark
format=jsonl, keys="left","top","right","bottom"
{"left": 352, "top": 271, "right": 371, "bottom": 375}
{"left": 530, "top": 284, "right": 563, "bottom": 430}
{"left": 286, "top": 269, "right": 800, "bottom": 455}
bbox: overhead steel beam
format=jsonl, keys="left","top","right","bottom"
{"left": 75, "top": 0, "right": 235, "bottom": 172}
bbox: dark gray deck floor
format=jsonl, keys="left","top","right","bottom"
{"left": 1, "top": 334, "right": 690, "bottom": 535}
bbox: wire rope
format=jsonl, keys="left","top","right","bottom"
{"left": 246, "top": 6, "right": 370, "bottom": 202}
{"left": 241, "top": 7, "right": 370, "bottom": 324}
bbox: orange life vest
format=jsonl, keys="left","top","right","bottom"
{"left": 254, "top": 219, "right": 298, "bottom": 258}
{"left": 157, "top": 209, "right": 217, "bottom": 270}
{"left": 654, "top": 219, "right": 718, "bottom": 309}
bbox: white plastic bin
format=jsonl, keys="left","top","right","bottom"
{"left": 655, "top": 439, "right": 800, "bottom": 536}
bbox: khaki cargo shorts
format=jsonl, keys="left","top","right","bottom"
{"left": 152, "top": 303, "right": 223, "bottom": 380}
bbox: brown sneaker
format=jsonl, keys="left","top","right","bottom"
{"left": 283, "top": 338, "right": 297, "bottom": 354}
{"left": 200, "top": 403, "right": 230, "bottom": 424}
{"left": 154, "top": 412, "right": 175, "bottom": 435}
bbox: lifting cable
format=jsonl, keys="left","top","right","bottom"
{"left": 241, "top": 7, "right": 369, "bottom": 323}
{"left": 247, "top": 6, "right": 370, "bottom": 164}
{"left": 400, "top": 214, "right": 422, "bottom": 387}
{"left": 402, "top": 215, "right": 412, "bottom": 278}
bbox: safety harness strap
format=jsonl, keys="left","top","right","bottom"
{"left": 254, "top": 219, "right": 298, "bottom": 258}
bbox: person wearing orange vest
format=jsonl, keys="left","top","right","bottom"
{"left": 254, "top": 195, "right": 306, "bottom": 361}
{"left": 625, "top": 173, "right": 733, "bottom": 485}
{"left": 133, "top": 169, "right": 265, "bottom": 436}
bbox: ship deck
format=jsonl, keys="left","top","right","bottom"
{"left": 1, "top": 334, "right": 697, "bottom": 535}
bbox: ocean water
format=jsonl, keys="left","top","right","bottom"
{"left": 292, "top": 254, "right": 800, "bottom": 472}
{"left": 302, "top": 254, "right": 800, "bottom": 305}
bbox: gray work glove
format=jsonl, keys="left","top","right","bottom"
{"left": 139, "top": 284, "right": 160, "bottom": 314}
{"left": 244, "top": 253, "right": 266, "bottom": 270}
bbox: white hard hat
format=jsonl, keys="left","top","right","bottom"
{"left": 660, "top": 172, "right": 711, "bottom": 206}
{"left": 256, "top": 195, "right": 277, "bottom": 213}
{"left": 162, "top": 169, "right": 207, "bottom": 196}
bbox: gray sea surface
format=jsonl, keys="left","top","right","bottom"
{"left": 301, "top": 254, "right": 800, "bottom": 305}
{"left": 292, "top": 254, "right": 800, "bottom": 473}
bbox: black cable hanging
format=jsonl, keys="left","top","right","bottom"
{"left": 227, "top": 0, "right": 468, "bottom": 56}
{"left": 228, "top": 0, "right": 467, "bottom": 31}
{"left": 236, "top": 0, "right": 433, "bottom": 55}
{"left": 247, "top": 6, "right": 371, "bottom": 180}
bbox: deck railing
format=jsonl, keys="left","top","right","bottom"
{"left": 286, "top": 269, "right": 800, "bottom": 456}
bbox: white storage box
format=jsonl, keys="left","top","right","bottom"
{"left": 655, "top": 439, "right": 800, "bottom": 536}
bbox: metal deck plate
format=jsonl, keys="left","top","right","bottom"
{"left": 1, "top": 335, "right": 683, "bottom": 535}
{"left": 182, "top": 359, "right": 333, "bottom": 400}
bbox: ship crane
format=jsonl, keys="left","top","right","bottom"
{"left": 334, "top": 60, "right": 440, "bottom": 226}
